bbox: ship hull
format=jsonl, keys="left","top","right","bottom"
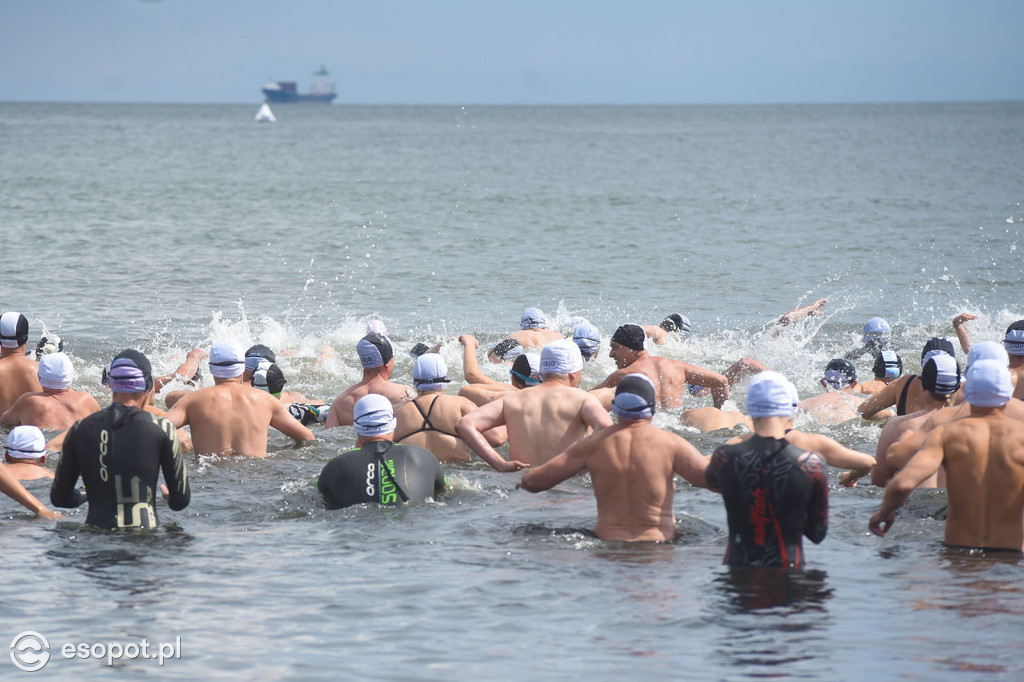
{"left": 262, "top": 89, "right": 336, "bottom": 104}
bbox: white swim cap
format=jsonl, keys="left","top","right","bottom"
{"left": 967, "top": 341, "right": 1009, "bottom": 370}
{"left": 413, "top": 353, "right": 450, "bottom": 392}
{"left": 38, "top": 351, "right": 74, "bottom": 389}
{"left": 539, "top": 340, "right": 583, "bottom": 376}
{"left": 209, "top": 340, "right": 246, "bottom": 378}
{"left": 0, "top": 312, "right": 29, "bottom": 349}
{"left": 521, "top": 307, "right": 546, "bottom": 330}
{"left": 353, "top": 394, "right": 397, "bottom": 437}
{"left": 746, "top": 371, "right": 799, "bottom": 418}
{"left": 6, "top": 425, "right": 46, "bottom": 460}
{"left": 964, "top": 359, "right": 1013, "bottom": 408}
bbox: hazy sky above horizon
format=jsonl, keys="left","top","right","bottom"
{"left": 2, "top": 1, "right": 1022, "bottom": 105}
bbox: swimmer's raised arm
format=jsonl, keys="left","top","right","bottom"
{"left": 778, "top": 299, "right": 826, "bottom": 326}
{"left": 459, "top": 334, "right": 503, "bottom": 386}
{"left": 952, "top": 313, "right": 977, "bottom": 354}
{"left": 153, "top": 348, "right": 208, "bottom": 393}
{"left": 680, "top": 362, "right": 730, "bottom": 409}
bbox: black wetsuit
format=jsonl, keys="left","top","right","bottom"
{"left": 706, "top": 435, "right": 829, "bottom": 569}
{"left": 318, "top": 441, "right": 445, "bottom": 510}
{"left": 395, "top": 396, "right": 459, "bottom": 441}
{"left": 51, "top": 403, "right": 190, "bottom": 530}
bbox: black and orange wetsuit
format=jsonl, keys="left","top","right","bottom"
{"left": 706, "top": 435, "right": 828, "bottom": 569}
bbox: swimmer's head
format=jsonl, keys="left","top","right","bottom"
{"left": 572, "top": 323, "right": 601, "bottom": 361}
{"left": 357, "top": 333, "right": 393, "bottom": 369}
{"left": 353, "top": 394, "right": 397, "bottom": 437}
{"left": 6, "top": 425, "right": 46, "bottom": 464}
{"left": 521, "top": 307, "right": 546, "bottom": 330}
{"left": 872, "top": 350, "right": 903, "bottom": 380}
{"left": 251, "top": 362, "right": 286, "bottom": 396}
{"left": 408, "top": 343, "right": 430, "bottom": 358}
{"left": 659, "top": 314, "right": 691, "bottom": 339}
{"left": 105, "top": 349, "right": 153, "bottom": 394}
{"left": 921, "top": 354, "right": 961, "bottom": 398}
{"left": 612, "top": 373, "right": 657, "bottom": 421}
{"left": 510, "top": 353, "right": 540, "bottom": 387}
{"left": 746, "top": 371, "right": 799, "bottom": 419}
{"left": 413, "top": 353, "right": 451, "bottom": 392}
{"left": 821, "top": 359, "right": 857, "bottom": 390}
{"left": 920, "top": 337, "right": 955, "bottom": 365}
{"left": 489, "top": 338, "right": 524, "bottom": 364}
{"left": 209, "top": 340, "right": 246, "bottom": 379}
{"left": 0, "top": 312, "right": 29, "bottom": 349}
{"left": 862, "top": 317, "right": 891, "bottom": 349}
{"left": 611, "top": 324, "right": 646, "bottom": 351}
{"left": 1004, "top": 320, "right": 1024, "bottom": 356}
{"left": 244, "top": 344, "right": 277, "bottom": 374}
{"left": 540, "top": 340, "right": 584, "bottom": 378}
{"left": 38, "top": 352, "right": 74, "bottom": 390}
{"left": 967, "top": 341, "right": 1009, "bottom": 370}
{"left": 964, "top": 359, "right": 1013, "bottom": 408}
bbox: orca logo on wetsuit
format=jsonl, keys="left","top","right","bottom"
{"left": 365, "top": 462, "right": 376, "bottom": 497}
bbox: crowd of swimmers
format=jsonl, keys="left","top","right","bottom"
{"left": 2, "top": 302, "right": 1024, "bottom": 568}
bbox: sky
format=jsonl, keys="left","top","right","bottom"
{"left": 2, "top": 0, "right": 1023, "bottom": 105}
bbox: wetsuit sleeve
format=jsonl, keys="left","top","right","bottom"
{"left": 50, "top": 423, "right": 87, "bottom": 509}
{"left": 156, "top": 416, "right": 191, "bottom": 511}
{"left": 800, "top": 453, "right": 829, "bottom": 544}
{"left": 705, "top": 446, "right": 727, "bottom": 492}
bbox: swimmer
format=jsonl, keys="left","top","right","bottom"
{"left": 153, "top": 348, "right": 208, "bottom": 393}
{"left": 857, "top": 350, "right": 904, "bottom": 395}
{"left": 798, "top": 359, "right": 882, "bottom": 424}
{"left": 1, "top": 352, "right": 100, "bottom": 431}
{"left": 858, "top": 337, "right": 957, "bottom": 419}
{"left": 0, "top": 312, "right": 43, "bottom": 414}
{"left": 594, "top": 323, "right": 729, "bottom": 409}
{"left": 705, "top": 372, "right": 829, "bottom": 569}
{"left": 5, "top": 425, "right": 54, "bottom": 481}
{"left": 318, "top": 394, "right": 445, "bottom": 509}
{"left": 166, "top": 340, "right": 315, "bottom": 457}
{"left": 323, "top": 333, "right": 416, "bottom": 427}
{"left": 457, "top": 340, "right": 612, "bottom": 472}
{"left": 487, "top": 338, "right": 525, "bottom": 364}
{"left": 51, "top": 349, "right": 190, "bottom": 529}
{"left": 571, "top": 322, "right": 602, "bottom": 361}
{"left": 394, "top": 354, "right": 506, "bottom": 462}
{"left": 954, "top": 315, "right": 1024, "bottom": 400}
{"left": 845, "top": 316, "right": 894, "bottom": 360}
{"left": 870, "top": 360, "right": 1024, "bottom": 554}
{"left": 0, "top": 457, "right": 59, "bottom": 519}
{"left": 458, "top": 334, "right": 539, "bottom": 406}
{"left": 872, "top": 353, "right": 961, "bottom": 488}
{"left": 884, "top": 342, "right": 1024, "bottom": 473}
{"left": 518, "top": 374, "right": 708, "bottom": 542}
{"left": 720, "top": 299, "right": 828, "bottom": 384}
{"left": 679, "top": 407, "right": 752, "bottom": 434}
{"left": 642, "top": 314, "right": 691, "bottom": 346}
{"left": 508, "top": 307, "right": 563, "bottom": 349}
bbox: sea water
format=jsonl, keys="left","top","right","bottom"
{"left": 1, "top": 101, "right": 1023, "bottom": 680}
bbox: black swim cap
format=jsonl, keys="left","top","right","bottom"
{"left": 106, "top": 349, "right": 154, "bottom": 393}
{"left": 510, "top": 353, "right": 539, "bottom": 386}
{"left": 921, "top": 354, "right": 961, "bottom": 396}
{"left": 872, "top": 350, "right": 903, "bottom": 380}
{"left": 920, "top": 337, "right": 955, "bottom": 364}
{"left": 823, "top": 358, "right": 857, "bottom": 388}
{"left": 252, "top": 362, "right": 286, "bottom": 395}
{"left": 357, "top": 333, "right": 394, "bottom": 368}
{"left": 611, "top": 324, "right": 645, "bottom": 351}
{"left": 245, "top": 344, "right": 276, "bottom": 364}
{"left": 0, "top": 312, "right": 29, "bottom": 349}
{"left": 490, "top": 338, "right": 522, "bottom": 362}
{"left": 659, "top": 314, "right": 691, "bottom": 336}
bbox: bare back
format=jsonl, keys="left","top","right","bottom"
{"left": 798, "top": 391, "right": 865, "bottom": 424}
{"left": 500, "top": 383, "right": 606, "bottom": 466}
{"left": 0, "top": 354, "right": 43, "bottom": 414}
{"left": 394, "top": 393, "right": 477, "bottom": 462}
{"left": 509, "top": 328, "right": 563, "bottom": 349}
{"left": 1, "top": 389, "right": 101, "bottom": 431}
{"left": 610, "top": 355, "right": 689, "bottom": 409}
{"left": 168, "top": 381, "right": 309, "bottom": 457}
{"left": 325, "top": 377, "right": 415, "bottom": 427}
{"left": 934, "top": 414, "right": 1024, "bottom": 550}
{"left": 586, "top": 422, "right": 706, "bottom": 541}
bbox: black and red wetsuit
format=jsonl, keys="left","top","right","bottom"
{"left": 706, "top": 435, "right": 828, "bottom": 569}
{"left": 51, "top": 403, "right": 190, "bottom": 530}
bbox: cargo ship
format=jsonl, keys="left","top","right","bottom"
{"left": 261, "top": 66, "right": 337, "bottom": 104}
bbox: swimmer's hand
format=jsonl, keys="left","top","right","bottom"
{"left": 497, "top": 459, "right": 530, "bottom": 473}
{"left": 952, "top": 312, "right": 977, "bottom": 328}
{"left": 868, "top": 509, "right": 896, "bottom": 537}
{"left": 161, "top": 484, "right": 170, "bottom": 501}
{"left": 35, "top": 507, "right": 63, "bottom": 520}
{"left": 458, "top": 334, "right": 479, "bottom": 349}
{"left": 839, "top": 466, "right": 872, "bottom": 488}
